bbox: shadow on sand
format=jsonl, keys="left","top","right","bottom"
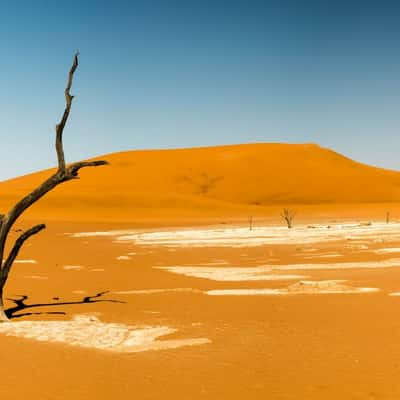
{"left": 5, "top": 291, "right": 125, "bottom": 320}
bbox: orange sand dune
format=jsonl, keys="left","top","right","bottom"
{"left": 0, "top": 143, "right": 399, "bottom": 222}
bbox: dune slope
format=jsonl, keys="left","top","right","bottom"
{"left": 0, "top": 143, "right": 399, "bottom": 221}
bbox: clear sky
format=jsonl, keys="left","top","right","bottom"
{"left": 1, "top": 0, "right": 400, "bottom": 180}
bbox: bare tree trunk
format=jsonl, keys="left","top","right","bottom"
{"left": 0, "top": 53, "right": 108, "bottom": 321}
{"left": 281, "top": 208, "right": 295, "bottom": 229}
{"left": 0, "top": 290, "right": 8, "bottom": 322}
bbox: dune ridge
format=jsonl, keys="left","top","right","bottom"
{"left": 0, "top": 143, "right": 400, "bottom": 222}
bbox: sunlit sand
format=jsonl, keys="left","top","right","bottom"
{"left": 2, "top": 144, "right": 400, "bottom": 399}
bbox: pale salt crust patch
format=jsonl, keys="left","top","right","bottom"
{"left": 68, "top": 222, "right": 400, "bottom": 248}
{"left": 114, "top": 288, "right": 202, "bottom": 295}
{"left": 345, "top": 244, "right": 369, "bottom": 250}
{"left": 199, "top": 261, "right": 230, "bottom": 266}
{"left": 156, "top": 266, "right": 308, "bottom": 282}
{"left": 157, "top": 259, "right": 400, "bottom": 281}
{"left": 117, "top": 256, "right": 131, "bottom": 260}
{"left": 301, "top": 253, "right": 342, "bottom": 259}
{"left": 205, "top": 280, "right": 380, "bottom": 296}
{"left": 63, "top": 265, "right": 84, "bottom": 271}
{"left": 374, "top": 248, "right": 400, "bottom": 254}
{"left": 269, "top": 259, "right": 400, "bottom": 271}
{"left": 0, "top": 315, "right": 211, "bottom": 353}
{"left": 14, "top": 260, "right": 37, "bottom": 264}
{"left": 24, "top": 275, "right": 48, "bottom": 280}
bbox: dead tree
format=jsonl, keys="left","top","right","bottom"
{"left": 281, "top": 208, "right": 295, "bottom": 229}
{"left": 248, "top": 216, "right": 253, "bottom": 231}
{"left": 0, "top": 53, "right": 107, "bottom": 321}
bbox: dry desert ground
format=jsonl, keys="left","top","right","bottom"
{"left": 1, "top": 144, "right": 400, "bottom": 399}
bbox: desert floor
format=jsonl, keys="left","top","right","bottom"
{"left": 2, "top": 218, "right": 400, "bottom": 399}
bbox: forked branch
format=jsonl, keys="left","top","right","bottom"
{"left": 1, "top": 224, "right": 46, "bottom": 280}
{"left": 67, "top": 160, "right": 108, "bottom": 177}
{"left": 0, "top": 52, "right": 108, "bottom": 294}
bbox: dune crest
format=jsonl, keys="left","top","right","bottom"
{"left": 0, "top": 143, "right": 400, "bottom": 221}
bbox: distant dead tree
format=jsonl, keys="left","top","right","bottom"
{"left": 248, "top": 216, "right": 253, "bottom": 231}
{"left": 281, "top": 208, "right": 295, "bottom": 229}
{"left": 386, "top": 211, "right": 390, "bottom": 224}
{"left": 0, "top": 53, "right": 108, "bottom": 321}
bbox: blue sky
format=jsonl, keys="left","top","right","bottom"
{"left": 1, "top": 0, "right": 400, "bottom": 179}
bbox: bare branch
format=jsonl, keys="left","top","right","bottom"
{"left": 55, "top": 51, "right": 79, "bottom": 172}
{"left": 1, "top": 224, "right": 46, "bottom": 281}
{"left": 0, "top": 159, "right": 107, "bottom": 250}
{"left": 67, "top": 160, "right": 109, "bottom": 178}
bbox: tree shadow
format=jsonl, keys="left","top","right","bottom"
{"left": 5, "top": 291, "right": 125, "bottom": 319}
